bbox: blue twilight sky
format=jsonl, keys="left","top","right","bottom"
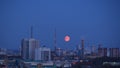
{"left": 0, "top": 0, "right": 120, "bottom": 50}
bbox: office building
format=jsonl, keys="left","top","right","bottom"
{"left": 21, "top": 38, "right": 39, "bottom": 60}
{"left": 35, "top": 47, "right": 51, "bottom": 61}
{"left": 98, "top": 48, "right": 107, "bottom": 57}
{"left": 0, "top": 48, "right": 7, "bottom": 55}
{"left": 109, "top": 48, "right": 119, "bottom": 57}
{"left": 56, "top": 48, "right": 63, "bottom": 56}
{"left": 76, "top": 45, "right": 82, "bottom": 58}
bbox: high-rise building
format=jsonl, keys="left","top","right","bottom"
{"left": 109, "top": 48, "right": 119, "bottom": 57}
{"left": 21, "top": 39, "right": 29, "bottom": 59}
{"left": 35, "top": 47, "right": 51, "bottom": 61}
{"left": 76, "top": 45, "right": 81, "bottom": 58}
{"left": 21, "top": 38, "right": 39, "bottom": 60}
{"left": 98, "top": 48, "right": 107, "bottom": 57}
{"left": 56, "top": 48, "right": 63, "bottom": 56}
{"left": 21, "top": 26, "right": 40, "bottom": 60}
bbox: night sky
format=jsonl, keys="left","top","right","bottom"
{"left": 0, "top": 0, "right": 120, "bottom": 50}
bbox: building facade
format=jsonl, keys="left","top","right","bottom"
{"left": 109, "top": 48, "right": 119, "bottom": 57}
{"left": 21, "top": 38, "right": 39, "bottom": 60}
{"left": 0, "top": 48, "right": 7, "bottom": 55}
{"left": 98, "top": 48, "right": 107, "bottom": 57}
{"left": 35, "top": 47, "right": 51, "bottom": 61}
{"left": 56, "top": 48, "right": 63, "bottom": 56}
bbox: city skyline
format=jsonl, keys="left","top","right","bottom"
{"left": 0, "top": 0, "right": 120, "bottom": 50}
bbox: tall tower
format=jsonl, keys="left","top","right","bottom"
{"left": 21, "top": 26, "right": 40, "bottom": 60}
{"left": 54, "top": 28, "right": 57, "bottom": 51}
{"left": 81, "top": 39, "right": 84, "bottom": 58}
{"left": 30, "top": 26, "right": 33, "bottom": 38}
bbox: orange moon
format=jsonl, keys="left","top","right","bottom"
{"left": 64, "top": 35, "right": 70, "bottom": 42}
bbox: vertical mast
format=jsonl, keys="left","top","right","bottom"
{"left": 31, "top": 26, "right": 33, "bottom": 38}
{"left": 81, "top": 39, "right": 84, "bottom": 58}
{"left": 54, "top": 28, "right": 57, "bottom": 51}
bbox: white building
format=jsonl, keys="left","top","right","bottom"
{"left": 21, "top": 38, "right": 39, "bottom": 60}
{"left": 35, "top": 47, "right": 51, "bottom": 61}
{"left": 0, "top": 48, "right": 7, "bottom": 55}
{"left": 56, "top": 48, "right": 63, "bottom": 56}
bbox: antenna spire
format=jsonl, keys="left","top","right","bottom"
{"left": 54, "top": 28, "right": 57, "bottom": 51}
{"left": 31, "top": 26, "right": 33, "bottom": 38}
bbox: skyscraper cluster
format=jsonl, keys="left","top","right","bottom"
{"left": 20, "top": 26, "right": 120, "bottom": 61}
{"left": 98, "top": 47, "right": 120, "bottom": 58}
{"left": 21, "top": 38, "right": 39, "bottom": 60}
{"left": 21, "top": 27, "right": 51, "bottom": 61}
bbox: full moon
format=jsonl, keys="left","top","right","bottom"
{"left": 64, "top": 35, "right": 70, "bottom": 42}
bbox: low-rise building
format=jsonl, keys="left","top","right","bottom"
{"left": 35, "top": 47, "right": 51, "bottom": 61}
